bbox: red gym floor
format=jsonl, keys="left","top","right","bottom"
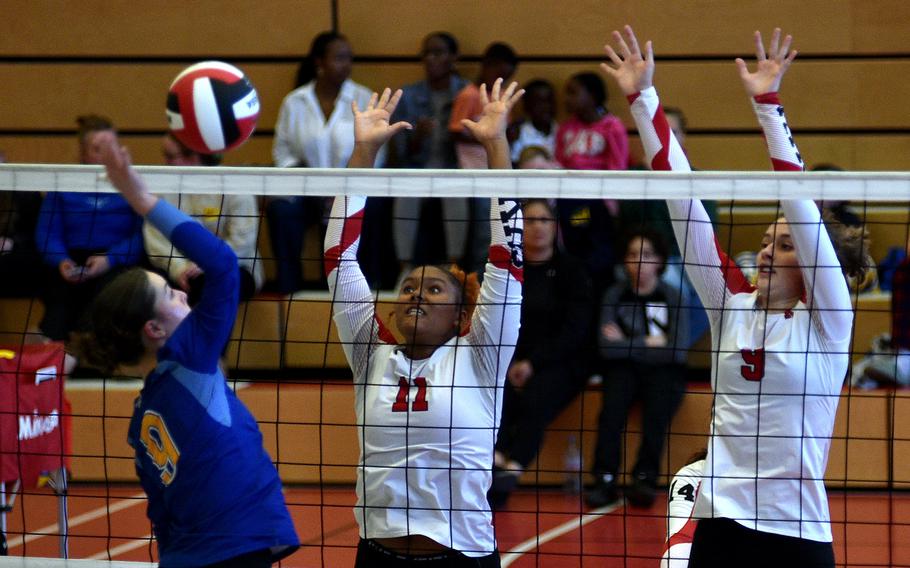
{"left": 5, "top": 485, "right": 910, "bottom": 567}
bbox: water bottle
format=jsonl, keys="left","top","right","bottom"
{"left": 563, "top": 434, "right": 582, "bottom": 494}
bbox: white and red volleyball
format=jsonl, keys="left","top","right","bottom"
{"left": 166, "top": 61, "right": 259, "bottom": 154}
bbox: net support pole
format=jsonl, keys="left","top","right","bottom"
{"left": 51, "top": 468, "right": 68, "bottom": 558}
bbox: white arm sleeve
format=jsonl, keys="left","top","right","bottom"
{"left": 466, "top": 198, "right": 523, "bottom": 387}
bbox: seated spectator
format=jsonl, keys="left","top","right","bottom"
{"left": 517, "top": 145, "right": 561, "bottom": 170}
{"left": 0, "top": 151, "right": 45, "bottom": 297}
{"left": 392, "top": 32, "right": 470, "bottom": 271}
{"left": 508, "top": 79, "right": 557, "bottom": 164}
{"left": 588, "top": 229, "right": 689, "bottom": 508}
{"left": 269, "top": 32, "right": 381, "bottom": 292}
{"left": 853, "top": 233, "right": 908, "bottom": 388}
{"left": 488, "top": 199, "right": 594, "bottom": 509}
{"left": 34, "top": 115, "right": 144, "bottom": 341}
{"left": 449, "top": 42, "right": 519, "bottom": 273}
{"left": 144, "top": 134, "right": 263, "bottom": 305}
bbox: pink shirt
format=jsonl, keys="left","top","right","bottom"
{"left": 555, "top": 114, "right": 629, "bottom": 171}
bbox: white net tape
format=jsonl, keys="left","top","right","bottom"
{"left": 1, "top": 164, "right": 908, "bottom": 201}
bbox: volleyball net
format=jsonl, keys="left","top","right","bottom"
{"left": 0, "top": 165, "right": 908, "bottom": 566}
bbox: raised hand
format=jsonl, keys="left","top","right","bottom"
{"left": 600, "top": 25, "right": 655, "bottom": 96}
{"left": 352, "top": 88, "right": 412, "bottom": 149}
{"left": 736, "top": 28, "right": 797, "bottom": 97}
{"left": 461, "top": 78, "right": 525, "bottom": 146}
{"left": 98, "top": 131, "right": 157, "bottom": 216}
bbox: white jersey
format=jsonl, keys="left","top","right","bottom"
{"left": 660, "top": 459, "right": 705, "bottom": 568}
{"left": 325, "top": 195, "right": 523, "bottom": 556}
{"left": 629, "top": 87, "right": 852, "bottom": 542}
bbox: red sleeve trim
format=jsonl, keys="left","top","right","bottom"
{"left": 715, "top": 236, "right": 755, "bottom": 294}
{"left": 666, "top": 518, "right": 698, "bottom": 549}
{"left": 488, "top": 245, "right": 524, "bottom": 284}
{"left": 375, "top": 315, "right": 398, "bottom": 345}
{"left": 770, "top": 157, "right": 803, "bottom": 172}
{"left": 650, "top": 104, "right": 672, "bottom": 171}
{"left": 323, "top": 209, "right": 365, "bottom": 276}
{"left": 626, "top": 92, "right": 641, "bottom": 104}
{"left": 753, "top": 92, "right": 781, "bottom": 105}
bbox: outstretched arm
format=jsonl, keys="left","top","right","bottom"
{"left": 737, "top": 28, "right": 803, "bottom": 172}
{"left": 462, "top": 79, "right": 526, "bottom": 384}
{"left": 326, "top": 90, "right": 411, "bottom": 374}
{"left": 738, "top": 29, "right": 851, "bottom": 340}
{"left": 602, "top": 26, "right": 745, "bottom": 323}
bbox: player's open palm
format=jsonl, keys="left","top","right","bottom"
{"left": 736, "top": 28, "right": 797, "bottom": 97}
{"left": 601, "top": 25, "right": 655, "bottom": 96}
{"left": 462, "top": 78, "right": 524, "bottom": 144}
{"left": 352, "top": 88, "right": 411, "bottom": 148}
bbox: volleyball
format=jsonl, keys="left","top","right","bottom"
{"left": 166, "top": 61, "right": 259, "bottom": 154}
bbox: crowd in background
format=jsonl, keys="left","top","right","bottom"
{"left": 0, "top": 28, "right": 908, "bottom": 512}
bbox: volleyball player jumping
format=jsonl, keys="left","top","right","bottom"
{"left": 325, "top": 81, "right": 523, "bottom": 567}
{"left": 601, "top": 26, "right": 869, "bottom": 567}
{"left": 77, "top": 134, "right": 299, "bottom": 567}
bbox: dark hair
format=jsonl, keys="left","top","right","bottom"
{"left": 821, "top": 208, "right": 873, "bottom": 281}
{"left": 296, "top": 31, "right": 347, "bottom": 87}
{"left": 524, "top": 79, "right": 555, "bottom": 97}
{"left": 522, "top": 198, "right": 556, "bottom": 219}
{"left": 811, "top": 163, "right": 844, "bottom": 172}
{"left": 403, "top": 264, "right": 479, "bottom": 336}
{"left": 622, "top": 228, "right": 669, "bottom": 275}
{"left": 570, "top": 72, "right": 607, "bottom": 109}
{"left": 72, "top": 268, "right": 157, "bottom": 374}
{"left": 482, "top": 42, "right": 518, "bottom": 68}
{"left": 686, "top": 448, "right": 708, "bottom": 465}
{"left": 424, "top": 31, "right": 459, "bottom": 56}
{"left": 167, "top": 133, "right": 222, "bottom": 166}
{"left": 663, "top": 106, "right": 688, "bottom": 132}
{"left": 76, "top": 114, "right": 114, "bottom": 142}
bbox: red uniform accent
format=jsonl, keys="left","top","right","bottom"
{"left": 0, "top": 343, "right": 68, "bottom": 488}
{"left": 771, "top": 157, "right": 803, "bottom": 172}
{"left": 488, "top": 245, "right": 524, "bottom": 284}
{"left": 714, "top": 237, "right": 755, "bottom": 294}
{"left": 324, "top": 209, "right": 365, "bottom": 276}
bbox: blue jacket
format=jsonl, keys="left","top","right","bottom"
{"left": 34, "top": 191, "right": 143, "bottom": 267}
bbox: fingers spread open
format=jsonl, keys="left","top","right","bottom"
{"left": 387, "top": 88, "right": 404, "bottom": 114}
{"left": 754, "top": 30, "right": 766, "bottom": 60}
{"left": 625, "top": 25, "right": 641, "bottom": 56}
{"left": 769, "top": 27, "right": 781, "bottom": 58}
{"left": 778, "top": 34, "right": 793, "bottom": 61}
{"left": 479, "top": 83, "right": 490, "bottom": 106}
{"left": 603, "top": 44, "right": 623, "bottom": 66}
{"left": 491, "top": 77, "right": 502, "bottom": 102}
{"left": 376, "top": 87, "right": 391, "bottom": 110}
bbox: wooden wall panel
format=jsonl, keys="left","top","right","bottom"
{"left": 0, "top": 1, "right": 332, "bottom": 56}
{"left": 0, "top": 63, "right": 298, "bottom": 130}
{"left": 339, "top": 0, "right": 909, "bottom": 57}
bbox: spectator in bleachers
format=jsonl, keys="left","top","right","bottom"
{"left": 34, "top": 115, "right": 144, "bottom": 341}
{"left": 508, "top": 79, "right": 558, "bottom": 165}
{"left": 517, "top": 145, "right": 561, "bottom": 170}
{"left": 812, "top": 163, "right": 863, "bottom": 228}
{"left": 619, "top": 106, "right": 716, "bottom": 348}
{"left": 554, "top": 72, "right": 628, "bottom": 292}
{"left": 488, "top": 199, "right": 594, "bottom": 509}
{"left": 0, "top": 151, "right": 45, "bottom": 297}
{"left": 392, "top": 32, "right": 470, "bottom": 272}
{"left": 449, "top": 42, "right": 519, "bottom": 274}
{"left": 268, "top": 32, "right": 379, "bottom": 293}
{"left": 588, "top": 229, "right": 689, "bottom": 509}
{"left": 853, "top": 232, "right": 910, "bottom": 388}
{"left": 144, "top": 134, "right": 263, "bottom": 305}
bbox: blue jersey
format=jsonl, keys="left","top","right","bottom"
{"left": 127, "top": 200, "right": 298, "bottom": 567}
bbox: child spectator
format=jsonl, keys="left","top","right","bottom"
{"left": 144, "top": 134, "right": 263, "bottom": 305}
{"left": 34, "top": 115, "right": 144, "bottom": 341}
{"left": 508, "top": 79, "right": 558, "bottom": 164}
{"left": 588, "top": 229, "right": 689, "bottom": 508}
{"left": 555, "top": 72, "right": 629, "bottom": 173}
{"left": 392, "top": 32, "right": 470, "bottom": 270}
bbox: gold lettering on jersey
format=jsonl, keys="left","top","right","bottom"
{"left": 139, "top": 411, "right": 181, "bottom": 486}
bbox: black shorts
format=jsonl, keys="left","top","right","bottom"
{"left": 202, "top": 547, "right": 273, "bottom": 568}
{"left": 689, "top": 517, "right": 835, "bottom": 568}
{"left": 354, "top": 539, "right": 500, "bottom": 568}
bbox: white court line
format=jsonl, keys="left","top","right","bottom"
{"left": 87, "top": 533, "right": 154, "bottom": 561}
{"left": 7, "top": 493, "right": 146, "bottom": 549}
{"left": 500, "top": 500, "right": 625, "bottom": 567}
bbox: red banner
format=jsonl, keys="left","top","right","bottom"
{"left": 0, "top": 343, "right": 68, "bottom": 488}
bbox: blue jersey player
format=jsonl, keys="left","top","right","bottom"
{"left": 76, "top": 132, "right": 299, "bottom": 567}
